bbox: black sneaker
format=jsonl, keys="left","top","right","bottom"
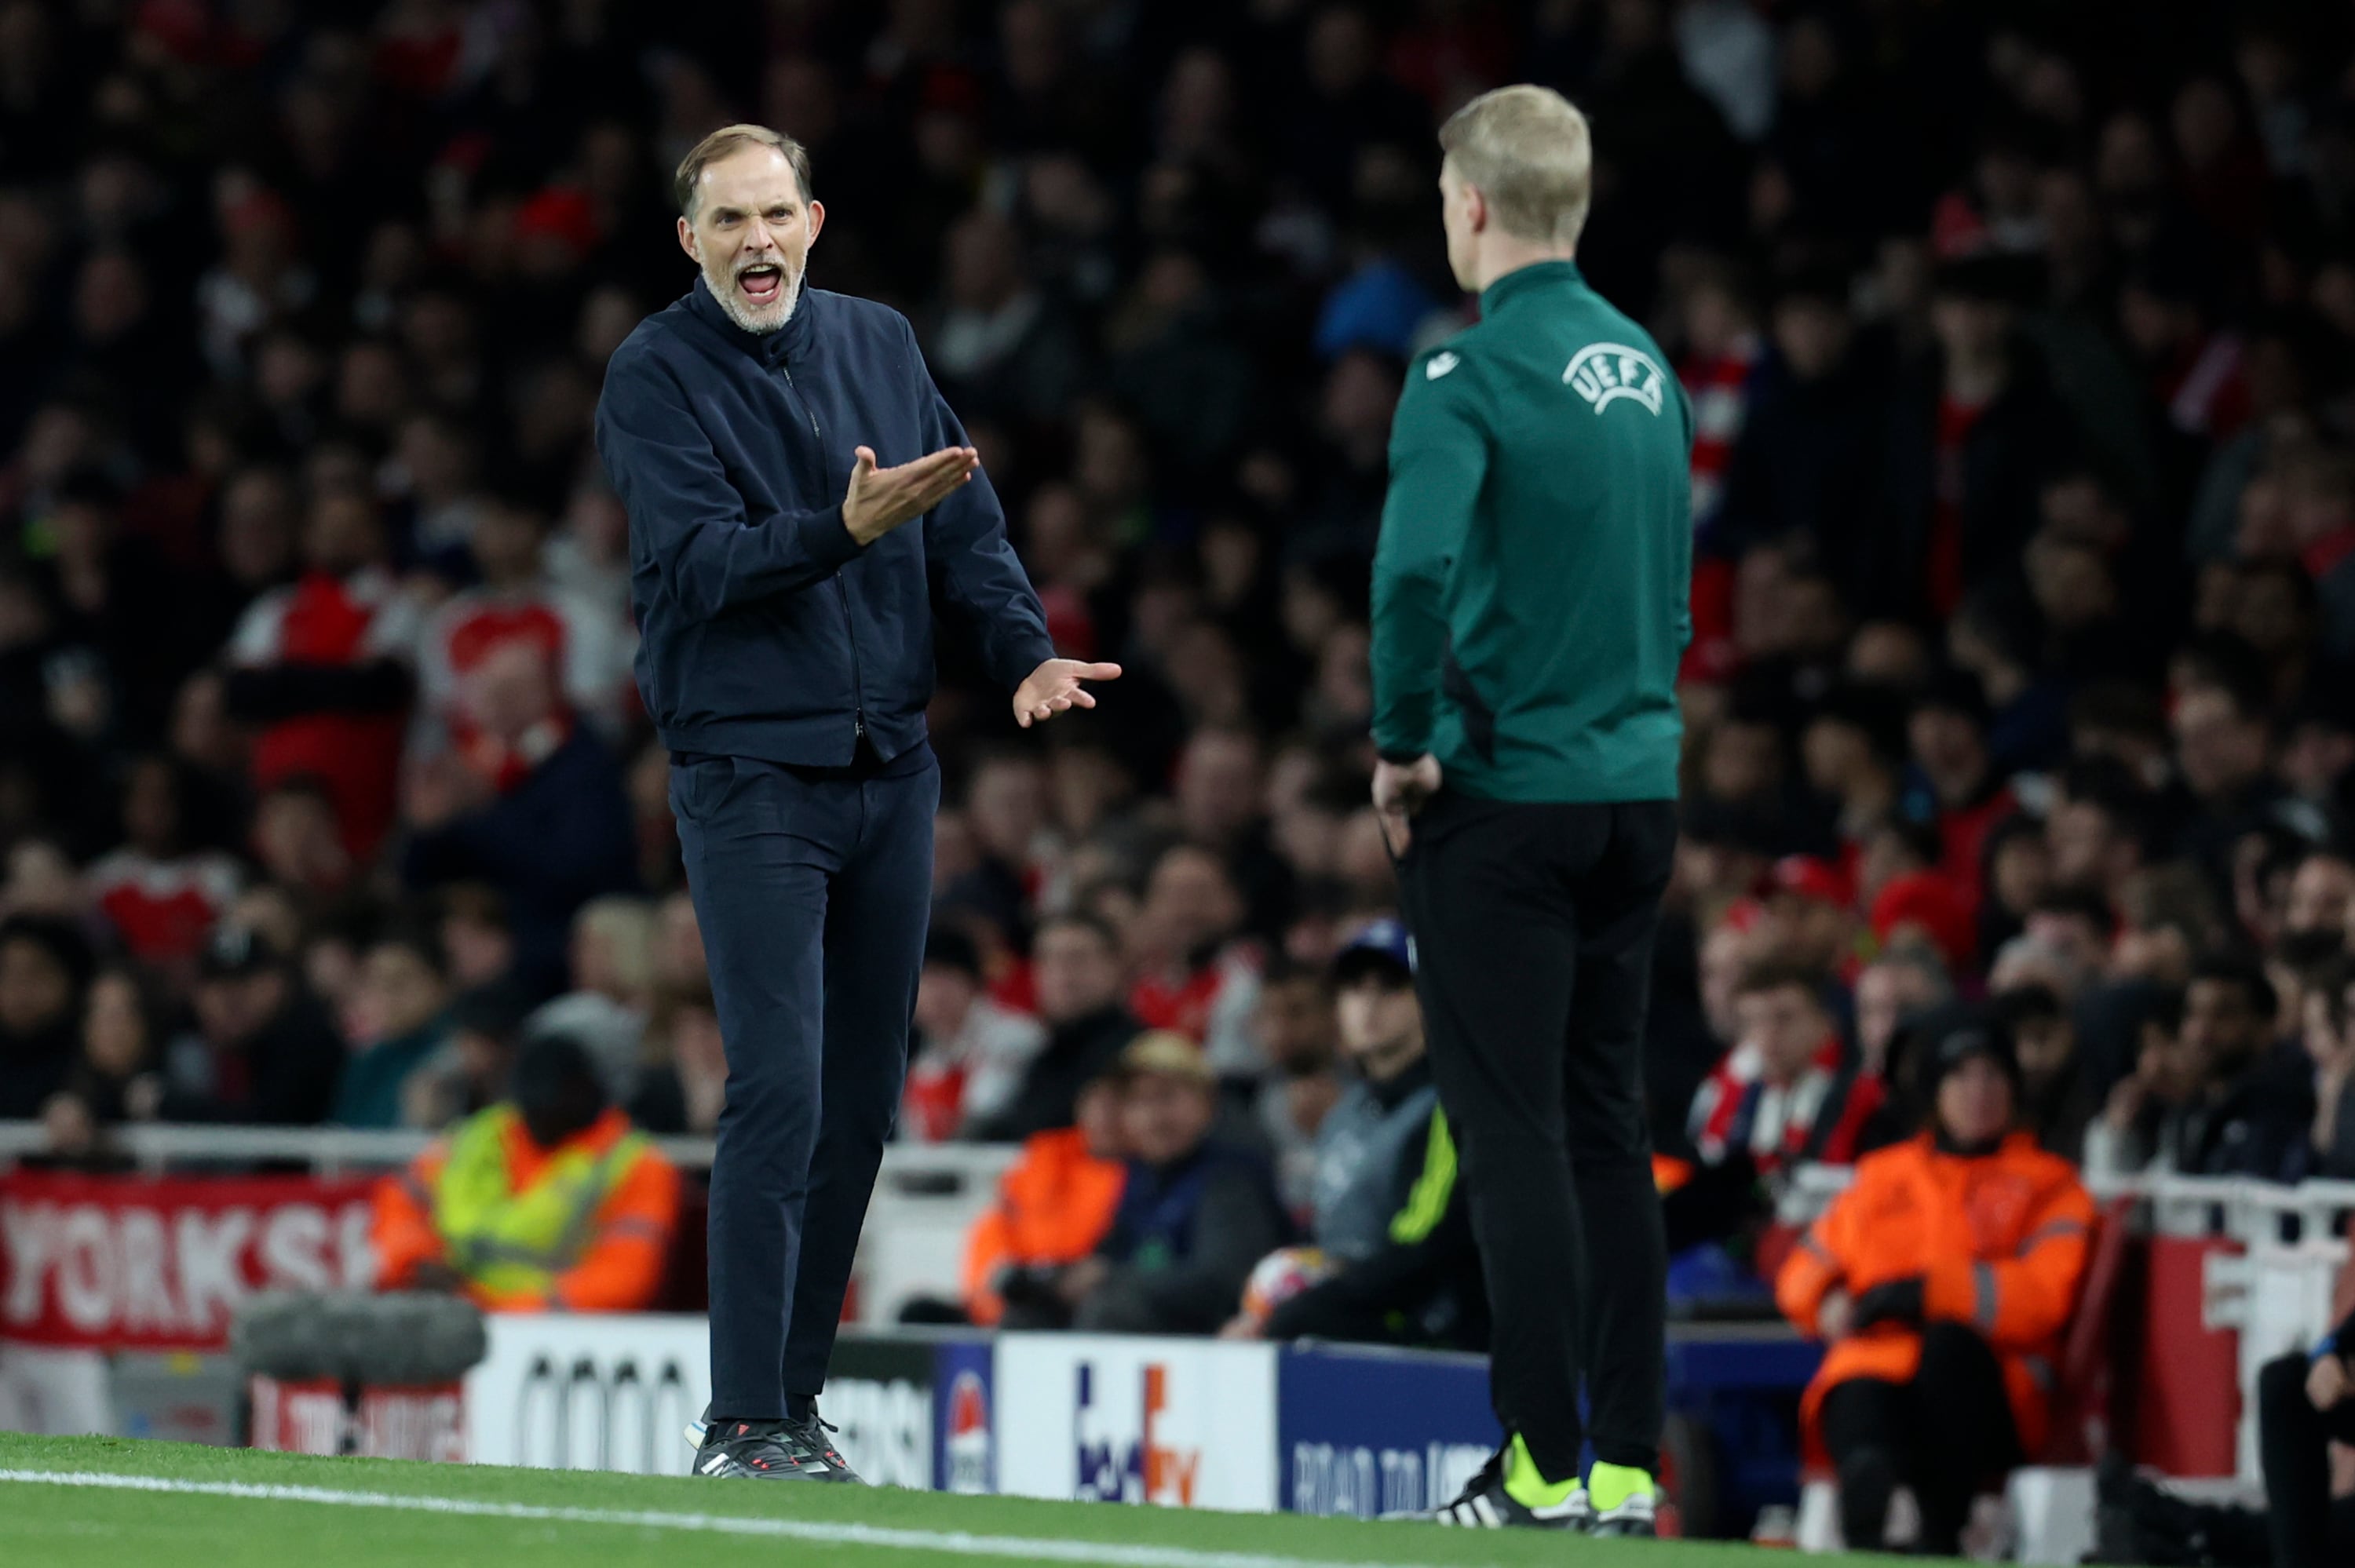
{"left": 1414, "top": 1450, "right": 1586, "bottom": 1529}
{"left": 782, "top": 1409, "right": 864, "bottom": 1485}
{"left": 692, "top": 1417, "right": 821, "bottom": 1479}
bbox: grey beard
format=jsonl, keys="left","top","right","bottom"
{"left": 709, "top": 264, "right": 801, "bottom": 334}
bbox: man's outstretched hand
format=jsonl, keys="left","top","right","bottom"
{"left": 843, "top": 444, "right": 977, "bottom": 545}
{"left": 1014, "top": 658, "right": 1122, "bottom": 727}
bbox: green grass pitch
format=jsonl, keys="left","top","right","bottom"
{"left": 0, "top": 1430, "right": 1960, "bottom": 1566}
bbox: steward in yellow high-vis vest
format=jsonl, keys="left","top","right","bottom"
{"left": 374, "top": 1034, "right": 681, "bottom": 1311}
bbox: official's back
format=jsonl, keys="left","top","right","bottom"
{"left": 1371, "top": 259, "right": 1693, "bottom": 804}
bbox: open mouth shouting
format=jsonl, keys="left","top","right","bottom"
{"left": 736, "top": 261, "right": 787, "bottom": 308}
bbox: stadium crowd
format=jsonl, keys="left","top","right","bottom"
{"left": 6, "top": 0, "right": 2355, "bottom": 1453}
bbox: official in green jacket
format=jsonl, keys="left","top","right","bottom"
{"left": 1368, "top": 83, "right": 1691, "bottom": 1537}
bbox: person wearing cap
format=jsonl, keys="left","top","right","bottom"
{"left": 1368, "top": 84, "right": 1691, "bottom": 1534}
{"left": 151, "top": 921, "right": 344, "bottom": 1125}
{"left": 373, "top": 1032, "right": 681, "bottom": 1313}
{"left": 1775, "top": 1008, "right": 2094, "bottom": 1556}
{"left": 1058, "top": 1031, "right": 1289, "bottom": 1336}
{"left": 1225, "top": 919, "right": 1482, "bottom": 1350}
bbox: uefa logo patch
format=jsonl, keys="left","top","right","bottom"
{"left": 1562, "top": 343, "right": 1667, "bottom": 416}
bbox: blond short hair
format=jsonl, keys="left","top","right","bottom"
{"left": 1437, "top": 85, "right": 1594, "bottom": 248}
{"left": 673, "top": 123, "right": 814, "bottom": 217}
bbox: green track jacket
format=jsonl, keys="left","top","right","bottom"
{"left": 1370, "top": 259, "right": 1693, "bottom": 804}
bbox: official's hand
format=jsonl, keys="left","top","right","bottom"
{"left": 1013, "top": 658, "right": 1122, "bottom": 728}
{"left": 1371, "top": 753, "right": 1443, "bottom": 855}
{"left": 1817, "top": 1289, "right": 1855, "bottom": 1341}
{"left": 1218, "top": 1315, "right": 1264, "bottom": 1341}
{"left": 843, "top": 444, "right": 977, "bottom": 545}
{"left": 2309, "top": 1353, "right": 2350, "bottom": 1411}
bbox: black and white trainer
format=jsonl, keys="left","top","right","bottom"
{"left": 1416, "top": 1452, "right": 1588, "bottom": 1530}
{"left": 782, "top": 1409, "right": 864, "bottom": 1485}
{"left": 691, "top": 1417, "right": 820, "bottom": 1479}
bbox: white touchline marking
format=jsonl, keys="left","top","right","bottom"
{"left": 0, "top": 1470, "right": 1463, "bottom": 1568}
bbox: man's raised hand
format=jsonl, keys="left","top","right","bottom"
{"left": 1014, "top": 658, "right": 1123, "bottom": 728}
{"left": 843, "top": 443, "right": 977, "bottom": 545}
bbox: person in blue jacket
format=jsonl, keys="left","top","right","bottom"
{"left": 594, "top": 122, "right": 1117, "bottom": 1482}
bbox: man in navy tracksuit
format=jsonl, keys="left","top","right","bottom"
{"left": 595, "top": 123, "right": 1118, "bottom": 1482}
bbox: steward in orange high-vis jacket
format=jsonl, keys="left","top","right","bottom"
{"left": 1776, "top": 1008, "right": 2093, "bottom": 1558}
{"left": 374, "top": 1033, "right": 680, "bottom": 1312}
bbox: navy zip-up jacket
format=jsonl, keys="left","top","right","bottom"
{"left": 594, "top": 275, "right": 1055, "bottom": 765}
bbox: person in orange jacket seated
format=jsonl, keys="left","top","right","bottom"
{"left": 1776, "top": 1007, "right": 2093, "bottom": 1556}
{"left": 961, "top": 1067, "right": 1126, "bottom": 1326}
{"left": 374, "top": 1031, "right": 681, "bottom": 1311}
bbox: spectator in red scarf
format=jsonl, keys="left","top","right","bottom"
{"left": 1688, "top": 963, "right": 1888, "bottom": 1182}
{"left": 400, "top": 639, "right": 637, "bottom": 996}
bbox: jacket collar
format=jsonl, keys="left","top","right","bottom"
{"left": 1479, "top": 257, "right": 1584, "bottom": 316}
{"left": 686, "top": 271, "right": 814, "bottom": 368}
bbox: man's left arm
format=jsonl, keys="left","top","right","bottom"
{"left": 907, "top": 330, "right": 1057, "bottom": 692}
{"left": 1371, "top": 359, "right": 1488, "bottom": 762}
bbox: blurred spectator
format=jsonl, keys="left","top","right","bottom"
{"left": 1777, "top": 1012, "right": 2094, "bottom": 1557}
{"left": 222, "top": 488, "right": 418, "bottom": 862}
{"left": 970, "top": 914, "right": 1139, "bottom": 1143}
{"left": 400, "top": 638, "right": 638, "bottom": 994}
{"left": 414, "top": 487, "right": 632, "bottom": 746}
{"left": 0, "top": 913, "right": 93, "bottom": 1118}
{"left": 1852, "top": 946, "right": 1952, "bottom": 1078}
{"left": 1249, "top": 957, "right": 1345, "bottom": 1216}
{"left": 332, "top": 924, "right": 454, "bottom": 1130}
{"left": 407, "top": 979, "right": 538, "bottom": 1132}
{"left": 373, "top": 1033, "right": 680, "bottom": 1311}
{"left": 1126, "top": 842, "right": 1265, "bottom": 1076}
{"left": 157, "top": 923, "right": 341, "bottom": 1125}
{"left": 38, "top": 964, "right": 162, "bottom": 1163}
{"left": 1233, "top": 919, "right": 1479, "bottom": 1349}
{"left": 627, "top": 975, "right": 728, "bottom": 1139}
{"left": 82, "top": 755, "right": 243, "bottom": 970}
{"left": 959, "top": 1068, "right": 1127, "bottom": 1329}
{"left": 436, "top": 884, "right": 517, "bottom": 992}
{"left": 2294, "top": 954, "right": 2355, "bottom": 1181}
{"left": 905, "top": 926, "right": 1046, "bottom": 1143}
{"left": 1996, "top": 983, "right": 2096, "bottom": 1161}
{"left": 1688, "top": 964, "right": 1887, "bottom": 1184}
{"left": 2088, "top": 956, "right": 2306, "bottom": 1178}
{"left": 1061, "top": 1032, "right": 1288, "bottom": 1335}
{"left": 527, "top": 895, "right": 655, "bottom": 1096}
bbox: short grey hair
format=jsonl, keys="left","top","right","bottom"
{"left": 674, "top": 123, "right": 814, "bottom": 218}
{"left": 1437, "top": 84, "right": 1594, "bottom": 248}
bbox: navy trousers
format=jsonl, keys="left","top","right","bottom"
{"left": 670, "top": 744, "right": 938, "bottom": 1419}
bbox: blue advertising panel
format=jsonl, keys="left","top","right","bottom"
{"left": 933, "top": 1337, "right": 996, "bottom": 1495}
{"left": 1276, "top": 1343, "right": 1500, "bottom": 1518}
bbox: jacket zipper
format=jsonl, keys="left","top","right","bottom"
{"left": 782, "top": 358, "right": 866, "bottom": 742}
